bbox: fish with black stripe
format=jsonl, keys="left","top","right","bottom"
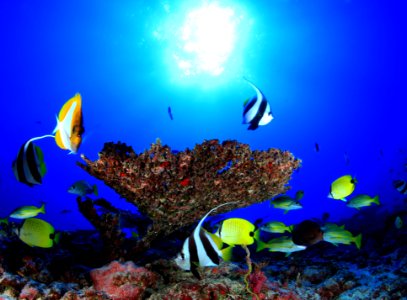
{"left": 175, "top": 202, "right": 234, "bottom": 279}
{"left": 12, "top": 140, "right": 46, "bottom": 186}
{"left": 242, "top": 78, "right": 274, "bottom": 130}
{"left": 393, "top": 179, "right": 407, "bottom": 195}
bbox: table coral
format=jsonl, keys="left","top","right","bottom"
{"left": 77, "top": 139, "right": 300, "bottom": 251}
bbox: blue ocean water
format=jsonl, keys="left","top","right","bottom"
{"left": 1, "top": 0, "right": 406, "bottom": 233}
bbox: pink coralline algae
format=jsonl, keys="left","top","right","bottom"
{"left": 90, "top": 261, "right": 158, "bottom": 300}
{"left": 78, "top": 139, "right": 301, "bottom": 251}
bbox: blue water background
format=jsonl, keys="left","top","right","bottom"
{"left": 1, "top": 0, "right": 406, "bottom": 230}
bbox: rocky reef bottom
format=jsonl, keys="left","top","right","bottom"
{"left": 0, "top": 225, "right": 407, "bottom": 300}
{"left": 0, "top": 209, "right": 406, "bottom": 300}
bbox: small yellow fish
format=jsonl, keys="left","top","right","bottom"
{"left": 346, "top": 194, "right": 380, "bottom": 209}
{"left": 216, "top": 218, "right": 257, "bottom": 246}
{"left": 328, "top": 175, "right": 357, "bottom": 202}
{"left": 53, "top": 94, "right": 84, "bottom": 154}
{"left": 16, "top": 218, "right": 59, "bottom": 248}
{"left": 270, "top": 195, "right": 303, "bottom": 214}
{"left": 322, "top": 223, "right": 362, "bottom": 249}
{"left": 256, "top": 236, "right": 306, "bottom": 255}
{"left": 260, "top": 221, "right": 294, "bottom": 234}
{"left": 9, "top": 203, "right": 45, "bottom": 219}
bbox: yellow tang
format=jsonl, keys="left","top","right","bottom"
{"left": 329, "top": 175, "right": 357, "bottom": 202}
{"left": 53, "top": 93, "right": 84, "bottom": 154}
{"left": 216, "top": 218, "right": 257, "bottom": 246}
{"left": 17, "top": 218, "right": 59, "bottom": 248}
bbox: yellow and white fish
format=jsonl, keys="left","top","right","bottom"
{"left": 260, "top": 221, "right": 294, "bottom": 234}
{"left": 53, "top": 93, "right": 84, "bottom": 154}
{"left": 256, "top": 236, "right": 306, "bottom": 255}
{"left": 346, "top": 194, "right": 380, "bottom": 209}
{"left": 9, "top": 203, "right": 45, "bottom": 219}
{"left": 322, "top": 223, "right": 362, "bottom": 249}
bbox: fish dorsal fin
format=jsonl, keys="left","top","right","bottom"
{"left": 195, "top": 202, "right": 236, "bottom": 233}
{"left": 243, "top": 78, "right": 264, "bottom": 104}
{"left": 58, "top": 94, "right": 81, "bottom": 121}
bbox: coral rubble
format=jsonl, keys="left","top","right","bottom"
{"left": 0, "top": 216, "right": 406, "bottom": 299}
{"left": 77, "top": 139, "right": 301, "bottom": 251}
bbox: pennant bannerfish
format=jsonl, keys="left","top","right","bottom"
{"left": 53, "top": 93, "right": 84, "bottom": 153}
{"left": 242, "top": 78, "right": 274, "bottom": 130}
{"left": 12, "top": 140, "right": 47, "bottom": 187}
{"left": 175, "top": 202, "right": 235, "bottom": 279}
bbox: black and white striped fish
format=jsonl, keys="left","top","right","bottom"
{"left": 242, "top": 79, "right": 274, "bottom": 130}
{"left": 12, "top": 140, "right": 46, "bottom": 187}
{"left": 175, "top": 202, "right": 233, "bottom": 279}
{"left": 393, "top": 180, "right": 407, "bottom": 195}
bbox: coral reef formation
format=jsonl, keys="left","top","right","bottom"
{"left": 77, "top": 139, "right": 301, "bottom": 251}
{"left": 0, "top": 208, "right": 406, "bottom": 299}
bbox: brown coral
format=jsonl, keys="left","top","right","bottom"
{"left": 77, "top": 139, "right": 300, "bottom": 251}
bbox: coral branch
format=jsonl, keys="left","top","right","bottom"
{"left": 77, "top": 139, "right": 300, "bottom": 250}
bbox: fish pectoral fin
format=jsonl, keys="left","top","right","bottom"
{"left": 52, "top": 115, "right": 60, "bottom": 134}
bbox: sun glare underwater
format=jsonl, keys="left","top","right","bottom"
{"left": 0, "top": 0, "right": 407, "bottom": 298}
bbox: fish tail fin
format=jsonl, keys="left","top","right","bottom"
{"left": 256, "top": 238, "right": 268, "bottom": 252}
{"left": 39, "top": 161, "right": 47, "bottom": 177}
{"left": 287, "top": 225, "right": 294, "bottom": 233}
{"left": 34, "top": 145, "right": 47, "bottom": 177}
{"left": 53, "top": 232, "right": 61, "bottom": 245}
{"left": 373, "top": 195, "right": 380, "bottom": 205}
{"left": 40, "top": 203, "right": 46, "bottom": 215}
{"left": 354, "top": 234, "right": 362, "bottom": 250}
{"left": 93, "top": 184, "right": 98, "bottom": 196}
{"left": 253, "top": 229, "right": 261, "bottom": 241}
{"left": 221, "top": 245, "right": 234, "bottom": 262}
